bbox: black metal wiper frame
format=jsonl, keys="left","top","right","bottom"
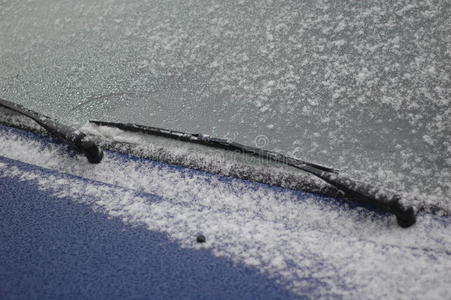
{"left": 90, "top": 120, "right": 416, "bottom": 228}
{"left": 0, "top": 98, "right": 103, "bottom": 163}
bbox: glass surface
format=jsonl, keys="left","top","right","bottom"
{"left": 0, "top": 0, "right": 450, "bottom": 211}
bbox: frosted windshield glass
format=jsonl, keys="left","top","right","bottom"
{"left": 0, "top": 1, "right": 450, "bottom": 212}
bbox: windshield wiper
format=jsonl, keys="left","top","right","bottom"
{"left": 90, "top": 120, "right": 416, "bottom": 228}
{"left": 0, "top": 98, "right": 103, "bottom": 163}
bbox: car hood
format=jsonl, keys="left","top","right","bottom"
{"left": 1, "top": 125, "right": 451, "bottom": 298}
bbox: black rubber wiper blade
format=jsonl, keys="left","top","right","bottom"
{"left": 0, "top": 98, "right": 103, "bottom": 163}
{"left": 90, "top": 120, "right": 416, "bottom": 227}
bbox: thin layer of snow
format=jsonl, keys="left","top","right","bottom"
{"left": 0, "top": 133, "right": 450, "bottom": 299}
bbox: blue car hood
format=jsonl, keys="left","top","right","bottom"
{"left": 1, "top": 125, "right": 450, "bottom": 299}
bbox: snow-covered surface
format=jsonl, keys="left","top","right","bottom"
{"left": 0, "top": 0, "right": 449, "bottom": 212}
{"left": 1, "top": 126, "right": 451, "bottom": 299}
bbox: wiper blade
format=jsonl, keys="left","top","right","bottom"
{"left": 90, "top": 120, "right": 416, "bottom": 228}
{"left": 0, "top": 98, "right": 103, "bottom": 163}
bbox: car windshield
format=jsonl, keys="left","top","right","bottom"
{"left": 0, "top": 1, "right": 450, "bottom": 213}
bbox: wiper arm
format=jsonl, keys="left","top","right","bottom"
{"left": 90, "top": 120, "right": 416, "bottom": 227}
{"left": 0, "top": 98, "right": 103, "bottom": 163}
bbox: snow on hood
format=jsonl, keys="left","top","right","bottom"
{"left": 0, "top": 125, "right": 451, "bottom": 299}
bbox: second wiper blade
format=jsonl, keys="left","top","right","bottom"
{"left": 0, "top": 98, "right": 103, "bottom": 163}
{"left": 90, "top": 120, "right": 416, "bottom": 228}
